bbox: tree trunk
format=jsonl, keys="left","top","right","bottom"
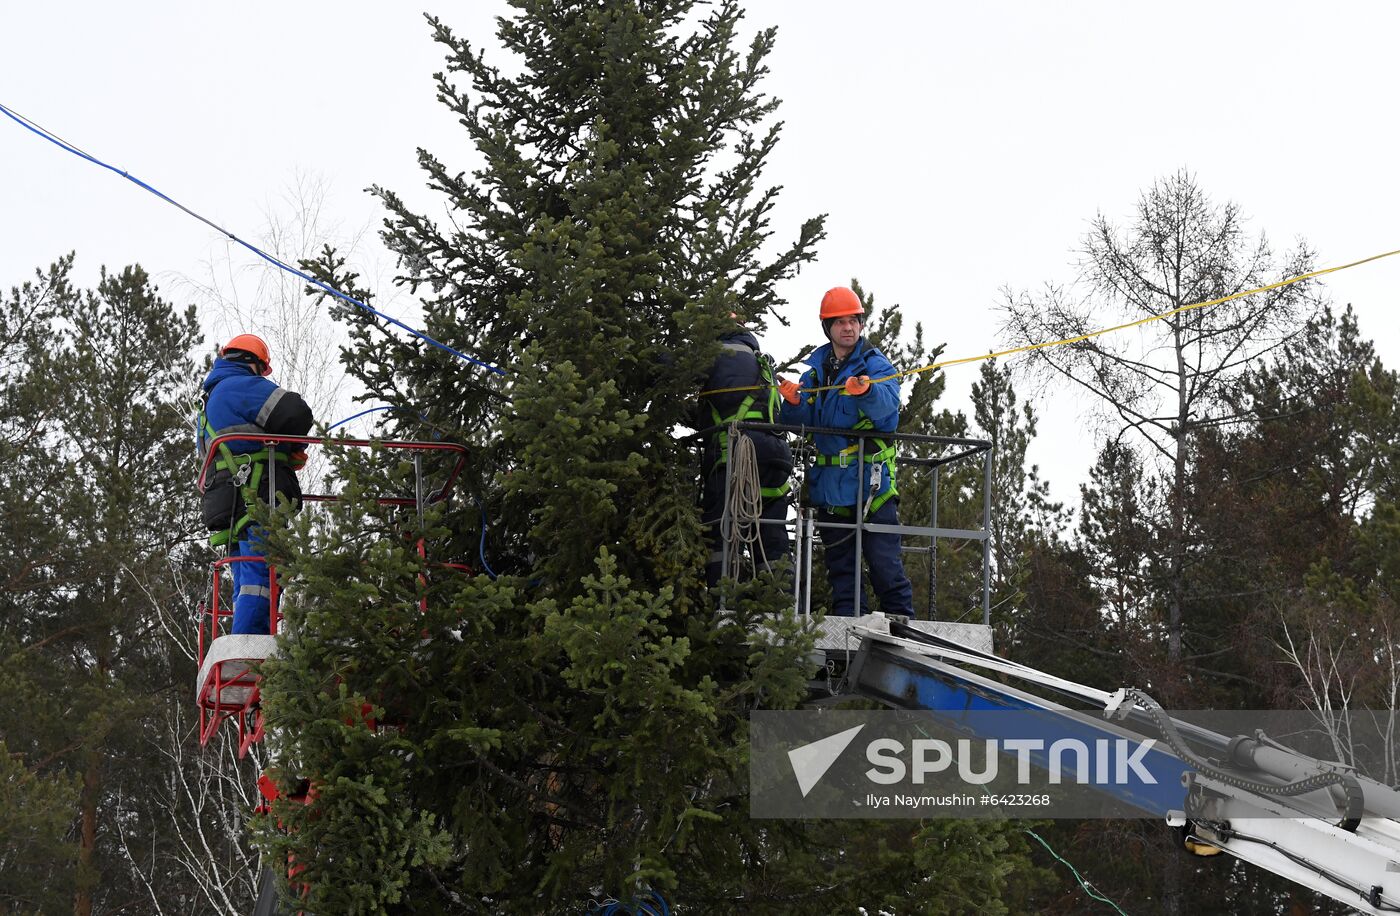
{"left": 75, "top": 649, "right": 109, "bottom": 916}
{"left": 1168, "top": 318, "right": 1188, "bottom": 666}
{"left": 1168, "top": 455, "right": 1185, "bottom": 666}
{"left": 74, "top": 747, "right": 100, "bottom": 916}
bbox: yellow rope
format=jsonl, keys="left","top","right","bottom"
{"left": 699, "top": 246, "right": 1400, "bottom": 398}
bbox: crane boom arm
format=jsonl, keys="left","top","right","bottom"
{"left": 837, "top": 617, "right": 1400, "bottom": 915}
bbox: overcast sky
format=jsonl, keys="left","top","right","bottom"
{"left": 3, "top": 2, "right": 1397, "bottom": 511}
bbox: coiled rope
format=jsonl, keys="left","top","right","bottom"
{"left": 722, "top": 428, "right": 770, "bottom": 577}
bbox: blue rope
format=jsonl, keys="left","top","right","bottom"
{"left": 332, "top": 405, "right": 400, "bottom": 431}
{"left": 474, "top": 498, "right": 499, "bottom": 580}
{"left": 589, "top": 891, "right": 670, "bottom": 916}
{"left": 0, "top": 101, "right": 507, "bottom": 377}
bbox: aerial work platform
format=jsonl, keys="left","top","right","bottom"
{"left": 194, "top": 434, "right": 469, "bottom": 756}
{"left": 708, "top": 422, "right": 997, "bottom": 628}
{"left": 197, "top": 634, "right": 279, "bottom": 755}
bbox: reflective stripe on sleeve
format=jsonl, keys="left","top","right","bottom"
{"left": 254, "top": 388, "right": 288, "bottom": 427}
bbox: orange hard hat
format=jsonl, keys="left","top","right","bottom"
{"left": 819, "top": 287, "right": 864, "bottom": 321}
{"left": 221, "top": 333, "right": 272, "bottom": 376}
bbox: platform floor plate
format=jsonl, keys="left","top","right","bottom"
{"left": 812, "top": 614, "right": 992, "bottom": 654}
{"left": 197, "top": 634, "right": 278, "bottom": 708}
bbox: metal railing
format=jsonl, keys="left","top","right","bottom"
{"left": 196, "top": 433, "right": 469, "bottom": 509}
{"left": 704, "top": 421, "right": 994, "bottom": 626}
{"left": 196, "top": 433, "right": 470, "bottom": 633}
{"left": 194, "top": 435, "right": 471, "bottom": 756}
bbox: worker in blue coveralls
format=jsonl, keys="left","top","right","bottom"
{"left": 698, "top": 316, "right": 793, "bottom": 586}
{"left": 197, "top": 334, "right": 313, "bottom": 635}
{"left": 777, "top": 287, "right": 912, "bottom": 617}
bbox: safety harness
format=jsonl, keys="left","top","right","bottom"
{"left": 198, "top": 406, "right": 291, "bottom": 548}
{"left": 708, "top": 349, "right": 790, "bottom": 500}
{"left": 811, "top": 397, "right": 899, "bottom": 518}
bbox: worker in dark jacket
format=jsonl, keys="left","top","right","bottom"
{"left": 197, "top": 334, "right": 314, "bottom": 635}
{"left": 777, "top": 287, "right": 912, "bottom": 616}
{"left": 699, "top": 319, "right": 793, "bottom": 586}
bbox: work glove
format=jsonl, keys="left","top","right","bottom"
{"left": 778, "top": 377, "right": 803, "bottom": 405}
{"left": 844, "top": 375, "right": 872, "bottom": 396}
{"left": 288, "top": 450, "right": 309, "bottom": 471}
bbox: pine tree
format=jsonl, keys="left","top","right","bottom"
{"left": 1192, "top": 307, "right": 1400, "bottom": 712}
{"left": 0, "top": 258, "right": 208, "bottom": 913}
{"left": 0, "top": 258, "right": 81, "bottom": 915}
{"left": 0, "top": 741, "right": 79, "bottom": 914}
{"left": 1009, "top": 314, "right": 1397, "bottom": 916}
{"left": 313, "top": 0, "right": 822, "bottom": 596}
{"left": 971, "top": 360, "right": 1062, "bottom": 582}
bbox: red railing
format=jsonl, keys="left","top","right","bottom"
{"left": 197, "top": 433, "right": 469, "bottom": 504}
{"left": 195, "top": 435, "right": 471, "bottom": 756}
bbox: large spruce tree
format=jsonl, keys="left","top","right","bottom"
{"left": 259, "top": 3, "right": 1044, "bottom": 913}
{"left": 271, "top": 1, "right": 817, "bottom": 911}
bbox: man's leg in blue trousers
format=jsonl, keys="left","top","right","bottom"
{"left": 230, "top": 528, "right": 272, "bottom": 635}
{"left": 756, "top": 459, "right": 792, "bottom": 577}
{"left": 817, "top": 508, "right": 867, "bottom": 617}
{"left": 863, "top": 499, "right": 913, "bottom": 615}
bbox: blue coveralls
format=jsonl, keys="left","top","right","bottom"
{"left": 197, "top": 359, "right": 312, "bottom": 635}
{"left": 778, "top": 338, "right": 913, "bottom": 616}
